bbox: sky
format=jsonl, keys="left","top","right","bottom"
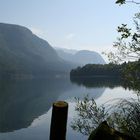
{"left": 0, "top": 0, "right": 138, "bottom": 61}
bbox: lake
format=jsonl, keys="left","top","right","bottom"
{"left": 0, "top": 77, "right": 138, "bottom": 140}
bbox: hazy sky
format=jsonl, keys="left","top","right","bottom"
{"left": 0, "top": 0, "right": 138, "bottom": 57}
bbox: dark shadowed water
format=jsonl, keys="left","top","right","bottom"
{"left": 0, "top": 77, "right": 137, "bottom": 140}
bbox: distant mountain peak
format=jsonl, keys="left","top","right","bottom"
{"left": 55, "top": 48, "right": 106, "bottom": 66}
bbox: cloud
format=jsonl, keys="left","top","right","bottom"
{"left": 65, "top": 33, "right": 75, "bottom": 40}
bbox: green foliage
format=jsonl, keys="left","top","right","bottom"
{"left": 117, "top": 24, "right": 131, "bottom": 39}
{"left": 71, "top": 96, "right": 140, "bottom": 139}
{"left": 104, "top": 1, "right": 140, "bottom": 94}
{"left": 122, "top": 60, "right": 140, "bottom": 97}
{"left": 71, "top": 95, "right": 109, "bottom": 136}
{"left": 115, "top": 0, "right": 140, "bottom": 5}
{"left": 108, "top": 99, "right": 140, "bottom": 139}
{"left": 116, "top": 0, "right": 126, "bottom": 5}
{"left": 106, "top": 1, "right": 140, "bottom": 63}
{"left": 70, "top": 63, "right": 123, "bottom": 77}
{"left": 111, "top": 15, "right": 140, "bottom": 63}
{"left": 70, "top": 60, "right": 140, "bottom": 96}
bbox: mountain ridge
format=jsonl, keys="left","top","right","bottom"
{"left": 0, "top": 23, "right": 73, "bottom": 78}
{"left": 55, "top": 47, "right": 106, "bottom": 66}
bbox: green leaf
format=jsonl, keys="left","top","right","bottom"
{"left": 116, "top": 0, "right": 126, "bottom": 4}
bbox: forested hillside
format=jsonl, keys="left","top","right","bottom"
{"left": 0, "top": 23, "right": 74, "bottom": 78}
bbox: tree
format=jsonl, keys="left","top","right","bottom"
{"left": 103, "top": 1, "right": 140, "bottom": 93}
{"left": 105, "top": 1, "right": 140, "bottom": 63}
{"left": 116, "top": 0, "right": 140, "bottom": 5}
{"left": 107, "top": 15, "right": 140, "bottom": 63}
{"left": 71, "top": 96, "right": 140, "bottom": 139}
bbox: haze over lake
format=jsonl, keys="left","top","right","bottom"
{"left": 0, "top": 0, "right": 139, "bottom": 139}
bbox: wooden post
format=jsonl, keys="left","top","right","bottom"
{"left": 50, "top": 101, "right": 68, "bottom": 140}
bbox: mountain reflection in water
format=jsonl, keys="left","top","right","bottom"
{"left": 70, "top": 76, "right": 123, "bottom": 88}
{"left": 0, "top": 78, "right": 71, "bottom": 132}
{"left": 0, "top": 76, "right": 135, "bottom": 139}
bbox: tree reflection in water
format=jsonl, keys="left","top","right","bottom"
{"left": 71, "top": 96, "right": 140, "bottom": 139}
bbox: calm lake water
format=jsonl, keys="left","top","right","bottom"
{"left": 0, "top": 77, "right": 138, "bottom": 140}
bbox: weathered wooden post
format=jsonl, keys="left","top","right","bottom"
{"left": 50, "top": 101, "right": 68, "bottom": 140}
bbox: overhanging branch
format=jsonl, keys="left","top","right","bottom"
{"left": 126, "top": 0, "right": 140, "bottom": 4}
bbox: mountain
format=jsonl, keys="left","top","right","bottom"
{"left": 74, "top": 50, "right": 106, "bottom": 65}
{"left": 0, "top": 23, "right": 73, "bottom": 78}
{"left": 55, "top": 48, "right": 106, "bottom": 66}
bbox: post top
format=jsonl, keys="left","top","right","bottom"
{"left": 53, "top": 101, "right": 68, "bottom": 108}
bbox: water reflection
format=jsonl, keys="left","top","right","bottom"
{"left": 70, "top": 77, "right": 124, "bottom": 89}
{"left": 0, "top": 78, "right": 72, "bottom": 132}
{"left": 70, "top": 76, "right": 140, "bottom": 97}
{"left": 0, "top": 76, "right": 137, "bottom": 140}
{"left": 70, "top": 77, "right": 140, "bottom": 139}
{"left": 0, "top": 77, "right": 106, "bottom": 133}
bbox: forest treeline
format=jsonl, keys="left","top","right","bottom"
{"left": 70, "top": 59, "right": 140, "bottom": 80}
